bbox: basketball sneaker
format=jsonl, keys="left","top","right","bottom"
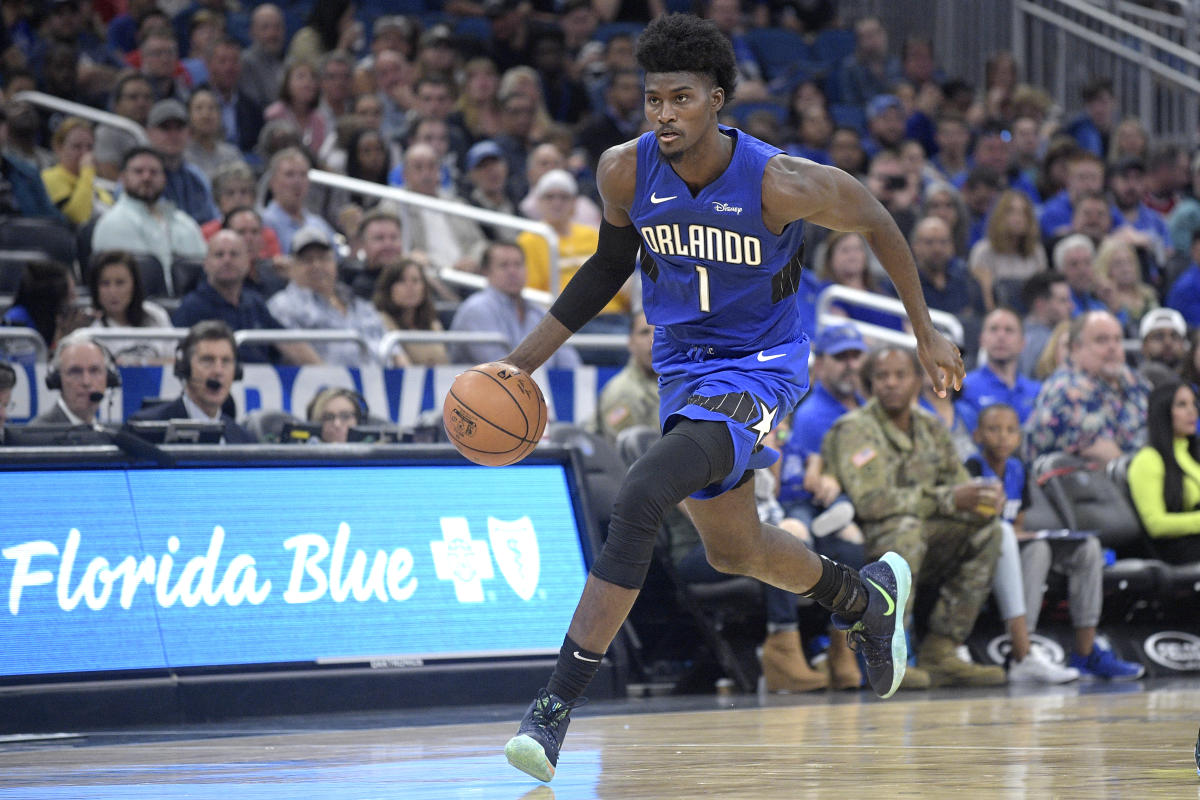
{"left": 831, "top": 551, "right": 911, "bottom": 699}
{"left": 505, "top": 689, "right": 587, "bottom": 782}
{"left": 1068, "top": 644, "right": 1145, "bottom": 681}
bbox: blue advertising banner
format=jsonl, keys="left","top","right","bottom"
{"left": 3, "top": 364, "right": 620, "bottom": 429}
{"left": 0, "top": 463, "right": 589, "bottom": 677}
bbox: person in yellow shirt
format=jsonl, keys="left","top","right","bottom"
{"left": 1128, "top": 380, "right": 1200, "bottom": 564}
{"left": 41, "top": 117, "right": 112, "bottom": 227}
{"left": 517, "top": 168, "right": 632, "bottom": 331}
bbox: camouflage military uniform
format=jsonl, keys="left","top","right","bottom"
{"left": 592, "top": 358, "right": 660, "bottom": 441}
{"left": 823, "top": 398, "right": 1002, "bottom": 643}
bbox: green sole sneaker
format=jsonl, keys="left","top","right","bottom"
{"left": 505, "top": 733, "right": 555, "bottom": 782}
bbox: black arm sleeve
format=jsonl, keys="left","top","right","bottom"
{"left": 547, "top": 219, "right": 642, "bottom": 333}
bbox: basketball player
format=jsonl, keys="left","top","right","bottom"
{"left": 501, "top": 15, "right": 965, "bottom": 783}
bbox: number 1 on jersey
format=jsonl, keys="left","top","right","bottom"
{"left": 694, "top": 264, "right": 710, "bottom": 312}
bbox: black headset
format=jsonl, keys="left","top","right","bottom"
{"left": 45, "top": 331, "right": 122, "bottom": 391}
{"left": 305, "top": 387, "right": 368, "bottom": 424}
{"left": 173, "top": 321, "right": 244, "bottom": 382}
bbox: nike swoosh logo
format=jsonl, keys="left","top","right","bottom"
{"left": 866, "top": 577, "right": 895, "bottom": 616}
{"left": 649, "top": 193, "right": 677, "bottom": 204}
{"left": 573, "top": 651, "right": 601, "bottom": 663}
{"left": 757, "top": 351, "right": 787, "bottom": 361}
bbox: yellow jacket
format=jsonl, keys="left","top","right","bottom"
{"left": 518, "top": 223, "right": 630, "bottom": 315}
{"left": 1128, "top": 438, "right": 1200, "bottom": 538}
{"left": 41, "top": 163, "right": 112, "bottom": 226}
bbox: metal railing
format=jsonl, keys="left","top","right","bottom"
{"left": 0, "top": 328, "right": 48, "bottom": 362}
{"left": 14, "top": 90, "right": 148, "bottom": 146}
{"left": 85, "top": 326, "right": 188, "bottom": 350}
{"left": 1014, "top": 0, "right": 1200, "bottom": 148}
{"left": 377, "top": 329, "right": 627, "bottom": 363}
{"left": 814, "top": 284, "right": 966, "bottom": 348}
{"left": 234, "top": 329, "right": 374, "bottom": 359}
{"left": 307, "top": 171, "right": 563, "bottom": 302}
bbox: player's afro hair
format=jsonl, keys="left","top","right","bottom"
{"left": 635, "top": 14, "right": 737, "bottom": 106}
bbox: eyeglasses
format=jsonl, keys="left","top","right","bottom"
{"left": 320, "top": 411, "right": 358, "bottom": 424}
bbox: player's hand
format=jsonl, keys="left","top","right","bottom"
{"left": 917, "top": 329, "right": 964, "bottom": 398}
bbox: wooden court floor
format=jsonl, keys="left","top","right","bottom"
{"left": 1, "top": 682, "right": 1198, "bottom": 799}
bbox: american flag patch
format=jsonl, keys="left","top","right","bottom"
{"left": 851, "top": 447, "right": 876, "bottom": 468}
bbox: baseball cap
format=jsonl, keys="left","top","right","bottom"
{"left": 291, "top": 226, "right": 333, "bottom": 255}
{"left": 466, "top": 140, "right": 504, "bottom": 171}
{"left": 533, "top": 168, "right": 577, "bottom": 198}
{"left": 866, "top": 94, "right": 903, "bottom": 120}
{"left": 1139, "top": 307, "right": 1187, "bottom": 340}
{"left": 148, "top": 99, "right": 187, "bottom": 128}
{"left": 815, "top": 323, "right": 867, "bottom": 356}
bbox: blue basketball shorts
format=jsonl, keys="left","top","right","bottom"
{"left": 654, "top": 330, "right": 811, "bottom": 499}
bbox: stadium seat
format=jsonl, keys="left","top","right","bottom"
{"left": 1033, "top": 452, "right": 1145, "bottom": 555}
{"left": 452, "top": 15, "right": 491, "bottom": 42}
{"left": 615, "top": 424, "right": 764, "bottom": 693}
{"left": 593, "top": 21, "right": 644, "bottom": 43}
{"left": 726, "top": 100, "right": 788, "bottom": 127}
{"left": 829, "top": 102, "right": 866, "bottom": 133}
{"left": 545, "top": 422, "right": 626, "bottom": 539}
{"left": 76, "top": 217, "right": 98, "bottom": 276}
{"left": 132, "top": 253, "right": 169, "bottom": 298}
{"left": 171, "top": 258, "right": 205, "bottom": 297}
{"left": 0, "top": 217, "right": 77, "bottom": 275}
{"left": 743, "top": 28, "right": 812, "bottom": 83}
{"left": 813, "top": 28, "right": 856, "bottom": 70}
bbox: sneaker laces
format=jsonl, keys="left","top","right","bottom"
{"left": 845, "top": 624, "right": 891, "bottom": 669}
{"left": 529, "top": 688, "right": 588, "bottom": 735}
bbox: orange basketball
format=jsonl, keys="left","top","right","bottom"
{"left": 443, "top": 362, "right": 548, "bottom": 466}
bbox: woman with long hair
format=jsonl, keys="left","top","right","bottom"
{"left": 1, "top": 260, "right": 88, "bottom": 363}
{"left": 1094, "top": 237, "right": 1157, "bottom": 336}
{"left": 968, "top": 189, "right": 1047, "bottom": 309}
{"left": 344, "top": 128, "right": 390, "bottom": 205}
{"left": 41, "top": 117, "right": 112, "bottom": 226}
{"left": 265, "top": 60, "right": 328, "bottom": 154}
{"left": 1128, "top": 381, "right": 1200, "bottom": 563}
{"left": 86, "top": 251, "right": 174, "bottom": 364}
{"left": 1033, "top": 320, "right": 1071, "bottom": 381}
{"left": 372, "top": 259, "right": 448, "bottom": 366}
{"left": 1108, "top": 117, "right": 1150, "bottom": 165}
{"left": 814, "top": 231, "right": 901, "bottom": 332}
{"left": 922, "top": 180, "right": 970, "bottom": 257}
{"left": 451, "top": 57, "right": 503, "bottom": 141}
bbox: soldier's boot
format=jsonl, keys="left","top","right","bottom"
{"left": 759, "top": 630, "right": 830, "bottom": 693}
{"left": 918, "top": 633, "right": 1006, "bottom": 687}
{"left": 827, "top": 629, "right": 863, "bottom": 690}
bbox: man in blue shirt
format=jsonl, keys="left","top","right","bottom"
{"left": 1039, "top": 151, "right": 1122, "bottom": 245}
{"left": 1167, "top": 230, "right": 1200, "bottom": 328}
{"left": 145, "top": 100, "right": 219, "bottom": 225}
{"left": 960, "top": 308, "right": 1042, "bottom": 428}
{"left": 779, "top": 323, "right": 867, "bottom": 523}
{"left": 907, "top": 216, "right": 986, "bottom": 355}
{"left": 950, "top": 120, "right": 1040, "bottom": 205}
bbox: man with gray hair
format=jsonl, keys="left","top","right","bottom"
{"left": 1052, "top": 233, "right": 1106, "bottom": 315}
{"left": 1025, "top": 310, "right": 1150, "bottom": 462}
{"left": 238, "top": 3, "right": 286, "bottom": 110}
{"left": 32, "top": 332, "right": 115, "bottom": 425}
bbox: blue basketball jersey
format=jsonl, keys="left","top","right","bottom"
{"left": 631, "top": 126, "right": 807, "bottom": 353}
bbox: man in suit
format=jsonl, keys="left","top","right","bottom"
{"left": 203, "top": 37, "right": 263, "bottom": 154}
{"left": 128, "top": 320, "right": 255, "bottom": 443}
{"left": 32, "top": 331, "right": 116, "bottom": 425}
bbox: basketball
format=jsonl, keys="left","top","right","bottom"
{"left": 443, "top": 362, "right": 547, "bottom": 466}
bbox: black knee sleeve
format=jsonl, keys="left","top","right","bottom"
{"left": 590, "top": 420, "right": 736, "bottom": 589}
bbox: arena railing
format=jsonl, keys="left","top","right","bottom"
{"left": 14, "top": 90, "right": 149, "bottom": 147}
{"left": 307, "top": 170, "right": 563, "bottom": 303}
{"left": 0, "top": 328, "right": 48, "bottom": 363}
{"left": 815, "top": 284, "right": 966, "bottom": 348}
{"left": 377, "top": 329, "right": 628, "bottom": 364}
{"left": 85, "top": 327, "right": 189, "bottom": 350}
{"left": 233, "top": 329, "right": 374, "bottom": 359}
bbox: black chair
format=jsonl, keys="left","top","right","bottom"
{"left": 171, "top": 258, "right": 205, "bottom": 297}
{"left": 76, "top": 216, "right": 99, "bottom": 274}
{"left": 132, "top": 253, "right": 169, "bottom": 298}
{"left": 0, "top": 217, "right": 76, "bottom": 274}
{"left": 242, "top": 409, "right": 299, "bottom": 443}
{"left": 545, "top": 422, "right": 627, "bottom": 538}
{"left": 615, "top": 425, "right": 765, "bottom": 693}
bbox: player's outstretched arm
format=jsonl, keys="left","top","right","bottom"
{"left": 505, "top": 143, "right": 641, "bottom": 373}
{"left": 763, "top": 157, "right": 965, "bottom": 395}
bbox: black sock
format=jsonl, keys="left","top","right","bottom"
{"left": 800, "top": 555, "right": 868, "bottom": 620}
{"left": 546, "top": 635, "right": 604, "bottom": 702}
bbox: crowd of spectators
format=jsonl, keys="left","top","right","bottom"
{"left": 0, "top": 2, "right": 1197, "bottom": 683}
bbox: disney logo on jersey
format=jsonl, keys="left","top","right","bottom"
{"left": 711, "top": 201, "right": 742, "bottom": 215}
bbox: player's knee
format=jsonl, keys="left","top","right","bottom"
{"left": 703, "top": 541, "right": 756, "bottom": 575}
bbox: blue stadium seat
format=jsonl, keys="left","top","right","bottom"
{"left": 726, "top": 100, "right": 788, "bottom": 127}
{"left": 813, "top": 28, "right": 856, "bottom": 70}
{"left": 743, "top": 28, "right": 812, "bottom": 83}
{"left": 452, "top": 15, "right": 491, "bottom": 42}
{"left": 594, "top": 21, "right": 644, "bottom": 44}
{"left": 829, "top": 102, "right": 866, "bottom": 133}
{"left": 0, "top": 218, "right": 77, "bottom": 276}
{"left": 132, "top": 253, "right": 169, "bottom": 298}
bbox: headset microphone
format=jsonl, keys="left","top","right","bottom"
{"left": 89, "top": 391, "right": 105, "bottom": 403}
{"left": 205, "top": 379, "right": 222, "bottom": 392}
